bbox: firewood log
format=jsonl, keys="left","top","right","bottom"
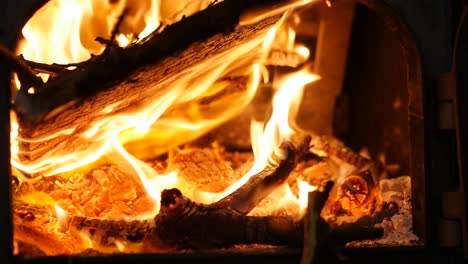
{"left": 12, "top": 0, "right": 289, "bottom": 166}
{"left": 70, "top": 188, "right": 303, "bottom": 251}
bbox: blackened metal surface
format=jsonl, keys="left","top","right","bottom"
{"left": 0, "top": 0, "right": 51, "bottom": 262}
{"left": 11, "top": 247, "right": 466, "bottom": 264}
{"left": 0, "top": 46, "right": 13, "bottom": 263}
{"left": 339, "top": 0, "right": 425, "bottom": 243}
{"left": 13, "top": 248, "right": 301, "bottom": 264}
{"left": 455, "top": 5, "right": 468, "bottom": 259}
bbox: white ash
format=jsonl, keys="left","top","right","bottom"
{"left": 346, "top": 176, "right": 421, "bottom": 247}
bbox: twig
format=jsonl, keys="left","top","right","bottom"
{"left": 0, "top": 43, "right": 43, "bottom": 88}
{"left": 19, "top": 55, "right": 68, "bottom": 76}
{"left": 95, "top": 8, "right": 130, "bottom": 49}
{"left": 110, "top": 8, "right": 129, "bottom": 46}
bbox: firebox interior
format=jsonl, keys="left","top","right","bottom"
{"left": 8, "top": 0, "right": 426, "bottom": 260}
{"left": 294, "top": 0, "right": 424, "bottom": 242}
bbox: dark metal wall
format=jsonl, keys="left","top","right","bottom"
{"left": 0, "top": 1, "right": 55, "bottom": 262}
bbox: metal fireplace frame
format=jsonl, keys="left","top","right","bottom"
{"left": 0, "top": 0, "right": 466, "bottom": 263}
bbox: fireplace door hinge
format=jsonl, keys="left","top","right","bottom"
{"left": 436, "top": 72, "right": 457, "bottom": 130}
{"left": 435, "top": 71, "right": 465, "bottom": 249}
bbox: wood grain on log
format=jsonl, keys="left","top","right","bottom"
{"left": 17, "top": 14, "right": 279, "bottom": 164}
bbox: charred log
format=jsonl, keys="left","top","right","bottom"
{"left": 154, "top": 188, "right": 303, "bottom": 249}
{"left": 13, "top": 0, "right": 282, "bottom": 124}
{"left": 68, "top": 188, "right": 303, "bottom": 251}
{"left": 69, "top": 139, "right": 308, "bottom": 250}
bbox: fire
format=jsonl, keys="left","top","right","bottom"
{"left": 17, "top": 0, "right": 218, "bottom": 64}
{"left": 11, "top": 0, "right": 323, "bottom": 253}
{"left": 54, "top": 205, "right": 70, "bottom": 232}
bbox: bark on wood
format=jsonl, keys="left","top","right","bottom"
{"left": 154, "top": 189, "right": 303, "bottom": 249}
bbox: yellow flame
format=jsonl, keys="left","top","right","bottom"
{"left": 12, "top": 33, "right": 266, "bottom": 176}
{"left": 215, "top": 13, "right": 320, "bottom": 215}
{"left": 12, "top": 0, "right": 322, "bottom": 224}
{"left": 297, "top": 179, "right": 317, "bottom": 211}
{"left": 239, "top": 0, "right": 317, "bottom": 26}
{"left": 218, "top": 67, "right": 319, "bottom": 216}
{"left": 17, "top": 0, "right": 221, "bottom": 64}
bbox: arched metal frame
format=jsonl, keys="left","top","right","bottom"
{"left": 0, "top": 0, "right": 433, "bottom": 261}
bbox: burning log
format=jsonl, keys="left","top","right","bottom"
{"left": 154, "top": 188, "right": 303, "bottom": 249}
{"left": 69, "top": 188, "right": 303, "bottom": 251}
{"left": 69, "top": 138, "right": 308, "bottom": 251}
{"left": 216, "top": 136, "right": 311, "bottom": 215}
{"left": 326, "top": 170, "right": 376, "bottom": 217}
{"left": 11, "top": 0, "right": 287, "bottom": 164}
{"left": 309, "top": 135, "right": 374, "bottom": 171}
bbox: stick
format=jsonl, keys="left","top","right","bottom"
{"left": 155, "top": 188, "right": 303, "bottom": 249}
{"left": 0, "top": 44, "right": 43, "bottom": 88}
{"left": 19, "top": 56, "right": 68, "bottom": 75}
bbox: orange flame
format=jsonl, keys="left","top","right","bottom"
{"left": 12, "top": 0, "right": 322, "bottom": 222}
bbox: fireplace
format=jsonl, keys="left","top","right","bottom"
{"left": 0, "top": 0, "right": 466, "bottom": 263}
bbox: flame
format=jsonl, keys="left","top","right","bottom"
{"left": 16, "top": 0, "right": 219, "bottom": 64}
{"left": 297, "top": 179, "right": 317, "bottom": 210}
{"left": 11, "top": 0, "right": 323, "bottom": 235}
{"left": 212, "top": 16, "right": 320, "bottom": 215}
{"left": 54, "top": 205, "right": 70, "bottom": 232}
